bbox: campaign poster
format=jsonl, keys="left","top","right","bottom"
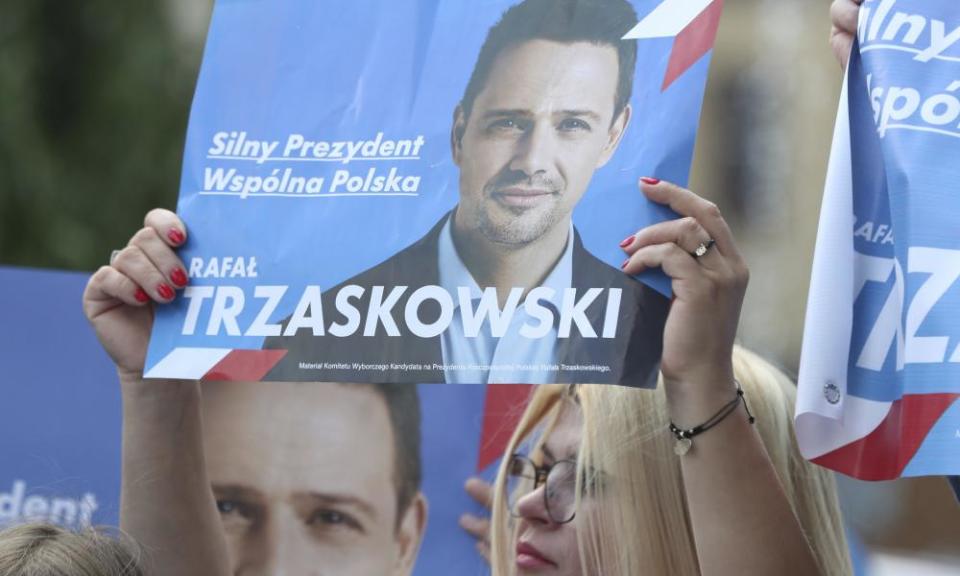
{"left": 0, "top": 267, "right": 120, "bottom": 531}
{"left": 0, "top": 265, "right": 542, "bottom": 574}
{"left": 797, "top": 0, "right": 960, "bottom": 479}
{"left": 144, "top": 0, "right": 724, "bottom": 386}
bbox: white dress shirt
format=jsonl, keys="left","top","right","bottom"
{"left": 437, "top": 217, "right": 573, "bottom": 384}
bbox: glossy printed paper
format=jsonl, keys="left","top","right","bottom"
{"left": 145, "top": 0, "right": 723, "bottom": 385}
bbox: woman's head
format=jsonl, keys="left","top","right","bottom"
{"left": 490, "top": 346, "right": 851, "bottom": 576}
{"left": 499, "top": 392, "right": 590, "bottom": 574}
{"left": 0, "top": 522, "right": 142, "bottom": 576}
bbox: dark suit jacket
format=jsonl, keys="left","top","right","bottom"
{"left": 264, "top": 213, "right": 669, "bottom": 386}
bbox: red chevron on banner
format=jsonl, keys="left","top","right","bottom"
{"left": 622, "top": 0, "right": 724, "bottom": 91}
{"left": 812, "top": 393, "right": 960, "bottom": 481}
{"left": 662, "top": 0, "right": 723, "bottom": 91}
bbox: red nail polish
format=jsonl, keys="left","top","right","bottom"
{"left": 134, "top": 288, "right": 149, "bottom": 303}
{"left": 171, "top": 268, "right": 188, "bottom": 287}
{"left": 168, "top": 228, "right": 185, "bottom": 245}
{"left": 619, "top": 235, "right": 634, "bottom": 248}
{"left": 640, "top": 177, "right": 660, "bottom": 185}
{"left": 621, "top": 258, "right": 630, "bottom": 270}
{"left": 157, "top": 283, "right": 175, "bottom": 300}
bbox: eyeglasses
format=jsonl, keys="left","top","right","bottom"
{"left": 505, "top": 454, "right": 579, "bottom": 524}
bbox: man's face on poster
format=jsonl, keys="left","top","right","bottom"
{"left": 200, "top": 382, "right": 426, "bottom": 576}
{"left": 452, "top": 39, "right": 631, "bottom": 246}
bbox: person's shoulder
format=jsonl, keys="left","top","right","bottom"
{"left": 261, "top": 213, "right": 451, "bottom": 377}
{"left": 570, "top": 230, "right": 641, "bottom": 288}
{"left": 572, "top": 243, "right": 623, "bottom": 282}
{"left": 330, "top": 213, "right": 448, "bottom": 289}
{"left": 570, "top": 230, "right": 670, "bottom": 311}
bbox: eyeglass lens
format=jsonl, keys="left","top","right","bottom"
{"left": 506, "top": 455, "right": 578, "bottom": 524}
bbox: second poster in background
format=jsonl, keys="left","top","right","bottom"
{"left": 0, "top": 266, "right": 532, "bottom": 575}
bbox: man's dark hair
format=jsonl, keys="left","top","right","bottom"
{"left": 362, "top": 383, "right": 421, "bottom": 527}
{"left": 460, "top": 0, "right": 639, "bottom": 123}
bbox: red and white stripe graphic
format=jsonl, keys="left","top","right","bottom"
{"left": 145, "top": 348, "right": 287, "bottom": 381}
{"left": 622, "top": 0, "right": 724, "bottom": 91}
{"left": 806, "top": 394, "right": 958, "bottom": 480}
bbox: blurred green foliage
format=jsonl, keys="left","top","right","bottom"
{"left": 0, "top": 1, "right": 204, "bottom": 271}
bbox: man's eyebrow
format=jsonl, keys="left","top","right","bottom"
{"left": 556, "top": 109, "right": 603, "bottom": 122}
{"left": 481, "top": 108, "right": 532, "bottom": 119}
{"left": 295, "top": 491, "right": 380, "bottom": 523}
{"left": 211, "top": 483, "right": 263, "bottom": 501}
{"left": 481, "top": 109, "right": 603, "bottom": 122}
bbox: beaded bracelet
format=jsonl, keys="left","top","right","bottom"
{"left": 668, "top": 381, "right": 755, "bottom": 456}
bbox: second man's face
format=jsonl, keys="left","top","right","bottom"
{"left": 453, "top": 39, "right": 629, "bottom": 247}
{"left": 200, "top": 381, "right": 425, "bottom": 576}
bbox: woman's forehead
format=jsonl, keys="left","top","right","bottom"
{"left": 540, "top": 401, "right": 583, "bottom": 461}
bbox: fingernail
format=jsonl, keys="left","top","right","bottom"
{"left": 167, "top": 228, "right": 185, "bottom": 245}
{"left": 640, "top": 177, "right": 660, "bottom": 185}
{"left": 134, "top": 288, "right": 149, "bottom": 303}
{"left": 171, "top": 268, "right": 188, "bottom": 287}
{"left": 619, "top": 235, "right": 634, "bottom": 248}
{"left": 157, "top": 283, "right": 175, "bottom": 300}
{"left": 621, "top": 258, "right": 630, "bottom": 270}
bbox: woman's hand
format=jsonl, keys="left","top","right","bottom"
{"left": 621, "top": 179, "right": 748, "bottom": 412}
{"left": 831, "top": 0, "right": 862, "bottom": 71}
{"left": 459, "top": 477, "right": 493, "bottom": 563}
{"left": 82, "top": 208, "right": 188, "bottom": 378}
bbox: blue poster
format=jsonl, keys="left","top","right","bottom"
{"left": 0, "top": 267, "right": 121, "bottom": 531}
{"left": 144, "top": 0, "right": 724, "bottom": 386}
{"left": 797, "top": 0, "right": 960, "bottom": 479}
{"left": 0, "top": 265, "right": 544, "bottom": 574}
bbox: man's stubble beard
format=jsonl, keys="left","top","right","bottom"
{"left": 471, "top": 171, "right": 568, "bottom": 248}
{"left": 472, "top": 194, "right": 565, "bottom": 247}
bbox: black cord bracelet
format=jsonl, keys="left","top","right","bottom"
{"left": 668, "top": 381, "right": 755, "bottom": 456}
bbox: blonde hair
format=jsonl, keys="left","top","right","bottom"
{"left": 490, "top": 346, "right": 852, "bottom": 576}
{"left": 0, "top": 522, "right": 142, "bottom": 576}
